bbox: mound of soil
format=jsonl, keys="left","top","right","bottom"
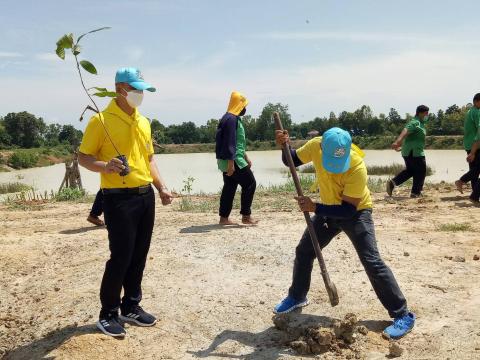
{"left": 273, "top": 313, "right": 370, "bottom": 358}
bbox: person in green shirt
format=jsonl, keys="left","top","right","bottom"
{"left": 215, "top": 91, "right": 258, "bottom": 225}
{"left": 387, "top": 105, "right": 429, "bottom": 198}
{"left": 455, "top": 93, "right": 480, "bottom": 202}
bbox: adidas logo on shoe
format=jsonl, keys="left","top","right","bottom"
{"left": 96, "top": 312, "right": 126, "bottom": 338}
{"left": 119, "top": 305, "right": 157, "bottom": 327}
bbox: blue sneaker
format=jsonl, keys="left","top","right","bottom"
{"left": 383, "top": 312, "right": 416, "bottom": 339}
{"left": 273, "top": 296, "right": 309, "bottom": 314}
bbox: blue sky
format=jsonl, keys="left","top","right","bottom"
{"left": 1, "top": 0, "right": 480, "bottom": 129}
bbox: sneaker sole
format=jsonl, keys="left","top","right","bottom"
{"left": 383, "top": 326, "right": 414, "bottom": 340}
{"left": 96, "top": 320, "right": 126, "bottom": 338}
{"left": 119, "top": 314, "right": 157, "bottom": 327}
{"left": 273, "top": 300, "right": 309, "bottom": 314}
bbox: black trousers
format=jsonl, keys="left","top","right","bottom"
{"left": 90, "top": 190, "right": 104, "bottom": 217}
{"left": 459, "top": 149, "right": 480, "bottom": 201}
{"left": 392, "top": 152, "right": 426, "bottom": 196}
{"left": 100, "top": 187, "right": 155, "bottom": 313}
{"left": 288, "top": 210, "right": 408, "bottom": 319}
{"left": 219, "top": 164, "right": 256, "bottom": 218}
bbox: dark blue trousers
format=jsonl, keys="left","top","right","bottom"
{"left": 90, "top": 190, "right": 103, "bottom": 217}
{"left": 288, "top": 210, "right": 408, "bottom": 318}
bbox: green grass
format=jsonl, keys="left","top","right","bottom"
{"left": 173, "top": 174, "right": 315, "bottom": 213}
{"left": 258, "top": 174, "right": 316, "bottom": 193}
{"left": 2, "top": 187, "right": 94, "bottom": 211}
{"left": 367, "top": 178, "right": 389, "bottom": 193}
{"left": 367, "top": 163, "right": 434, "bottom": 176}
{"left": 55, "top": 187, "right": 86, "bottom": 201}
{"left": 299, "top": 163, "right": 434, "bottom": 176}
{"left": 436, "top": 223, "right": 473, "bottom": 232}
{"left": 0, "top": 182, "right": 32, "bottom": 194}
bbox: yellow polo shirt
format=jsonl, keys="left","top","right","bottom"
{"left": 296, "top": 137, "right": 372, "bottom": 210}
{"left": 79, "top": 99, "right": 154, "bottom": 189}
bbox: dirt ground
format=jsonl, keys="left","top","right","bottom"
{"left": 1, "top": 185, "right": 479, "bottom": 359}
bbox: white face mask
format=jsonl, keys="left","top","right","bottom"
{"left": 123, "top": 89, "right": 144, "bottom": 108}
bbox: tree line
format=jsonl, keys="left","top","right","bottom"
{"left": 150, "top": 103, "right": 469, "bottom": 145}
{"left": 0, "top": 112, "right": 83, "bottom": 149}
{"left": 0, "top": 102, "right": 470, "bottom": 150}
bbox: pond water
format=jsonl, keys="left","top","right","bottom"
{"left": 0, "top": 150, "right": 469, "bottom": 195}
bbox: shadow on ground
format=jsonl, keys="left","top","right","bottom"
{"left": 180, "top": 224, "right": 245, "bottom": 234}
{"left": 453, "top": 201, "right": 480, "bottom": 208}
{"left": 382, "top": 196, "right": 411, "bottom": 202}
{"left": 188, "top": 311, "right": 390, "bottom": 360}
{"left": 440, "top": 195, "right": 467, "bottom": 202}
{"left": 59, "top": 226, "right": 105, "bottom": 235}
{"left": 3, "top": 324, "right": 111, "bottom": 360}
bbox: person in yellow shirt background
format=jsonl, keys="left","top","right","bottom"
{"left": 78, "top": 67, "right": 173, "bottom": 338}
{"left": 273, "top": 127, "right": 415, "bottom": 340}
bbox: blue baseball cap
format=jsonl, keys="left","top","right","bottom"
{"left": 115, "top": 67, "right": 156, "bottom": 92}
{"left": 321, "top": 127, "right": 352, "bottom": 174}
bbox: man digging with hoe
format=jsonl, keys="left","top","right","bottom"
{"left": 274, "top": 124, "right": 415, "bottom": 339}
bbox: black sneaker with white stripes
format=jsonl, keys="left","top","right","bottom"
{"left": 119, "top": 305, "right": 157, "bottom": 327}
{"left": 96, "top": 311, "right": 126, "bottom": 338}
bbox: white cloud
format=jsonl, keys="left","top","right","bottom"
{"left": 255, "top": 31, "right": 421, "bottom": 42}
{"left": 202, "top": 41, "right": 238, "bottom": 68}
{"left": 137, "top": 48, "right": 480, "bottom": 124}
{"left": 125, "top": 46, "right": 145, "bottom": 62}
{"left": 253, "top": 31, "right": 479, "bottom": 47}
{"left": 34, "top": 52, "right": 78, "bottom": 72}
{"left": 0, "top": 51, "right": 23, "bottom": 58}
{"left": 35, "top": 53, "right": 60, "bottom": 61}
{"left": 2, "top": 48, "right": 480, "bottom": 128}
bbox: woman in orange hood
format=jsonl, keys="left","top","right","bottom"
{"left": 215, "top": 91, "right": 258, "bottom": 225}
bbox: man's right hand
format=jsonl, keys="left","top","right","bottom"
{"left": 391, "top": 141, "right": 401, "bottom": 151}
{"left": 159, "top": 188, "right": 174, "bottom": 206}
{"left": 467, "top": 152, "right": 475, "bottom": 163}
{"left": 275, "top": 130, "right": 289, "bottom": 146}
{"left": 104, "top": 158, "right": 125, "bottom": 174}
{"left": 226, "top": 160, "right": 235, "bottom": 176}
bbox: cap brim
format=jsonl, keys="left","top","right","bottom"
{"left": 130, "top": 81, "right": 156, "bottom": 92}
{"left": 322, "top": 153, "right": 351, "bottom": 174}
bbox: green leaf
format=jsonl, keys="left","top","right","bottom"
{"left": 93, "top": 91, "right": 117, "bottom": 98}
{"left": 80, "top": 60, "right": 97, "bottom": 75}
{"left": 72, "top": 44, "right": 81, "bottom": 56}
{"left": 55, "top": 45, "right": 65, "bottom": 60}
{"left": 77, "top": 27, "right": 111, "bottom": 43}
{"left": 89, "top": 87, "right": 108, "bottom": 92}
{"left": 56, "top": 33, "right": 74, "bottom": 49}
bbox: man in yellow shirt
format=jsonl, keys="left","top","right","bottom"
{"left": 78, "top": 67, "right": 173, "bottom": 338}
{"left": 274, "top": 127, "right": 415, "bottom": 339}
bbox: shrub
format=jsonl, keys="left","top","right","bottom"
{"left": 8, "top": 150, "right": 39, "bottom": 169}
{"left": 0, "top": 182, "right": 32, "bottom": 194}
{"left": 55, "top": 187, "right": 86, "bottom": 201}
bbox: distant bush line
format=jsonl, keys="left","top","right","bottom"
{"left": 155, "top": 136, "right": 463, "bottom": 155}
{"left": 0, "top": 145, "right": 72, "bottom": 171}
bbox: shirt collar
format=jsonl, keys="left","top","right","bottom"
{"left": 104, "top": 99, "right": 140, "bottom": 126}
{"left": 414, "top": 115, "right": 425, "bottom": 123}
